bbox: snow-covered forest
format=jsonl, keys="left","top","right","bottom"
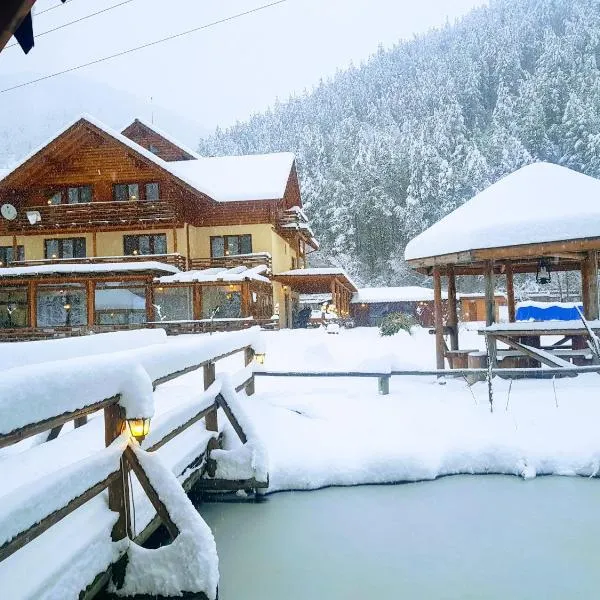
{"left": 199, "top": 0, "right": 600, "bottom": 286}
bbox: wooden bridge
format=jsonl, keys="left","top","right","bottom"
{"left": 0, "top": 329, "right": 267, "bottom": 599}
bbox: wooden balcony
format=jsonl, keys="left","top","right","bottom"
{"left": 0, "top": 200, "right": 178, "bottom": 233}
{"left": 189, "top": 252, "right": 272, "bottom": 273}
{"left": 10, "top": 253, "right": 188, "bottom": 271}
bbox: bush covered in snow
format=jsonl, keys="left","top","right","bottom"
{"left": 378, "top": 312, "right": 415, "bottom": 337}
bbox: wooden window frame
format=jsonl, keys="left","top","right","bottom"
{"left": 44, "top": 238, "right": 87, "bottom": 259}
{"left": 210, "top": 234, "right": 252, "bottom": 258}
{"left": 123, "top": 234, "right": 167, "bottom": 256}
{"left": 113, "top": 182, "right": 160, "bottom": 202}
{"left": 46, "top": 186, "right": 93, "bottom": 205}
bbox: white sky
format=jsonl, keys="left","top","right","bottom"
{"left": 1, "top": 0, "right": 487, "bottom": 131}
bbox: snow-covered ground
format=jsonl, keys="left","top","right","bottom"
{"left": 2, "top": 324, "right": 600, "bottom": 598}
{"left": 238, "top": 326, "right": 600, "bottom": 491}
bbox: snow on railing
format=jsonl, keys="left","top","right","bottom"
{"left": 0, "top": 327, "right": 265, "bottom": 599}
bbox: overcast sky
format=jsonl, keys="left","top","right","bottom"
{"left": 1, "top": 0, "right": 487, "bottom": 131}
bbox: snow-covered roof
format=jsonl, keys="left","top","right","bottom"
{"left": 352, "top": 286, "right": 448, "bottom": 304}
{"left": 122, "top": 118, "right": 202, "bottom": 160}
{"left": 0, "top": 261, "right": 179, "bottom": 278}
{"left": 166, "top": 152, "right": 295, "bottom": 202}
{"left": 156, "top": 265, "right": 270, "bottom": 284}
{"left": 405, "top": 162, "right": 600, "bottom": 261}
{"left": 1, "top": 115, "right": 296, "bottom": 204}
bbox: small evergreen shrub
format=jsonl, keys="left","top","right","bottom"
{"left": 379, "top": 312, "right": 416, "bottom": 336}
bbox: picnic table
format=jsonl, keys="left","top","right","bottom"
{"left": 478, "top": 320, "right": 600, "bottom": 370}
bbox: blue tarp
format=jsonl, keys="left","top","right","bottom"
{"left": 516, "top": 303, "right": 583, "bottom": 321}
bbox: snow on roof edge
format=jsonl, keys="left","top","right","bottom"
{"left": 122, "top": 118, "right": 203, "bottom": 160}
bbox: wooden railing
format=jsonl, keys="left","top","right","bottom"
{"left": 0, "top": 334, "right": 262, "bottom": 597}
{"left": 189, "top": 252, "right": 272, "bottom": 273}
{"left": 10, "top": 253, "right": 188, "bottom": 270}
{"left": 0, "top": 201, "right": 178, "bottom": 233}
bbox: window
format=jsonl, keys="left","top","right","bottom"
{"left": 114, "top": 183, "right": 139, "bottom": 202}
{"left": 44, "top": 238, "right": 86, "bottom": 259}
{"left": 114, "top": 182, "right": 159, "bottom": 201}
{"left": 37, "top": 284, "right": 87, "bottom": 327}
{"left": 0, "top": 287, "right": 28, "bottom": 328}
{"left": 67, "top": 186, "right": 92, "bottom": 204}
{"left": 0, "top": 246, "right": 24, "bottom": 266}
{"left": 202, "top": 286, "right": 242, "bottom": 319}
{"left": 210, "top": 234, "right": 252, "bottom": 257}
{"left": 124, "top": 234, "right": 167, "bottom": 256}
{"left": 95, "top": 282, "right": 147, "bottom": 325}
{"left": 145, "top": 182, "right": 160, "bottom": 201}
{"left": 154, "top": 286, "right": 194, "bottom": 321}
{"left": 46, "top": 186, "right": 92, "bottom": 205}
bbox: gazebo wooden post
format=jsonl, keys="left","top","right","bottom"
{"left": 582, "top": 251, "right": 599, "bottom": 320}
{"left": 447, "top": 265, "right": 458, "bottom": 351}
{"left": 484, "top": 261, "right": 497, "bottom": 367}
{"left": 505, "top": 261, "right": 516, "bottom": 323}
{"left": 433, "top": 266, "right": 445, "bottom": 371}
{"left": 581, "top": 250, "right": 598, "bottom": 321}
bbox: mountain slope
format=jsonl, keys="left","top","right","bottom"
{"left": 199, "top": 0, "right": 600, "bottom": 285}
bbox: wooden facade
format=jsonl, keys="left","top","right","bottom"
{"left": 0, "top": 117, "right": 319, "bottom": 331}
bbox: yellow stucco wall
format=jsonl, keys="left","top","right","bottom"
{"left": 187, "top": 224, "right": 275, "bottom": 259}
{"left": 1, "top": 229, "right": 179, "bottom": 260}
{"left": 270, "top": 229, "right": 297, "bottom": 274}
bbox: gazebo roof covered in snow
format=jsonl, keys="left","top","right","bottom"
{"left": 405, "top": 162, "right": 600, "bottom": 274}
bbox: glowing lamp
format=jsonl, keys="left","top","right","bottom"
{"left": 63, "top": 303, "right": 71, "bottom": 311}
{"left": 132, "top": 249, "right": 139, "bottom": 255}
{"left": 254, "top": 352, "right": 266, "bottom": 365}
{"left": 127, "top": 417, "right": 151, "bottom": 441}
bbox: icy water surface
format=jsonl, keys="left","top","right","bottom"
{"left": 199, "top": 476, "right": 600, "bottom": 600}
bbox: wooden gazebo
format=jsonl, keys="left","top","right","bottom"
{"left": 405, "top": 163, "right": 600, "bottom": 369}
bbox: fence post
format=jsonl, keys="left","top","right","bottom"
{"left": 104, "top": 402, "right": 131, "bottom": 541}
{"left": 204, "top": 362, "right": 218, "bottom": 432}
{"left": 244, "top": 347, "right": 255, "bottom": 396}
{"left": 378, "top": 375, "right": 390, "bottom": 395}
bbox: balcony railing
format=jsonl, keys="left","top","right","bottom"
{"left": 10, "top": 253, "right": 188, "bottom": 271}
{"left": 7, "top": 253, "right": 272, "bottom": 273}
{"left": 189, "top": 252, "right": 272, "bottom": 273}
{"left": 0, "top": 200, "right": 178, "bottom": 233}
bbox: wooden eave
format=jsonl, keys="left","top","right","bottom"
{"left": 407, "top": 236, "right": 600, "bottom": 275}
{"left": 273, "top": 273, "right": 357, "bottom": 294}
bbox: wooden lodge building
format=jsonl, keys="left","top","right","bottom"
{"left": 0, "top": 115, "right": 352, "bottom": 338}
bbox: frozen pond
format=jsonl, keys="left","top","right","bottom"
{"left": 200, "top": 476, "right": 600, "bottom": 599}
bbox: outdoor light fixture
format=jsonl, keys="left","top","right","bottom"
{"left": 254, "top": 352, "right": 266, "bottom": 365}
{"left": 536, "top": 259, "right": 551, "bottom": 285}
{"left": 132, "top": 250, "right": 139, "bottom": 255}
{"left": 63, "top": 303, "right": 71, "bottom": 311}
{"left": 127, "top": 417, "right": 151, "bottom": 441}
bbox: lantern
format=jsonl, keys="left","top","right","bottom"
{"left": 127, "top": 417, "right": 151, "bottom": 441}
{"left": 254, "top": 352, "right": 266, "bottom": 365}
{"left": 536, "top": 259, "right": 551, "bottom": 285}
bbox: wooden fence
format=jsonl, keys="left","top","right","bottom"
{"left": 254, "top": 363, "right": 600, "bottom": 394}
{"left": 0, "top": 339, "right": 261, "bottom": 598}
